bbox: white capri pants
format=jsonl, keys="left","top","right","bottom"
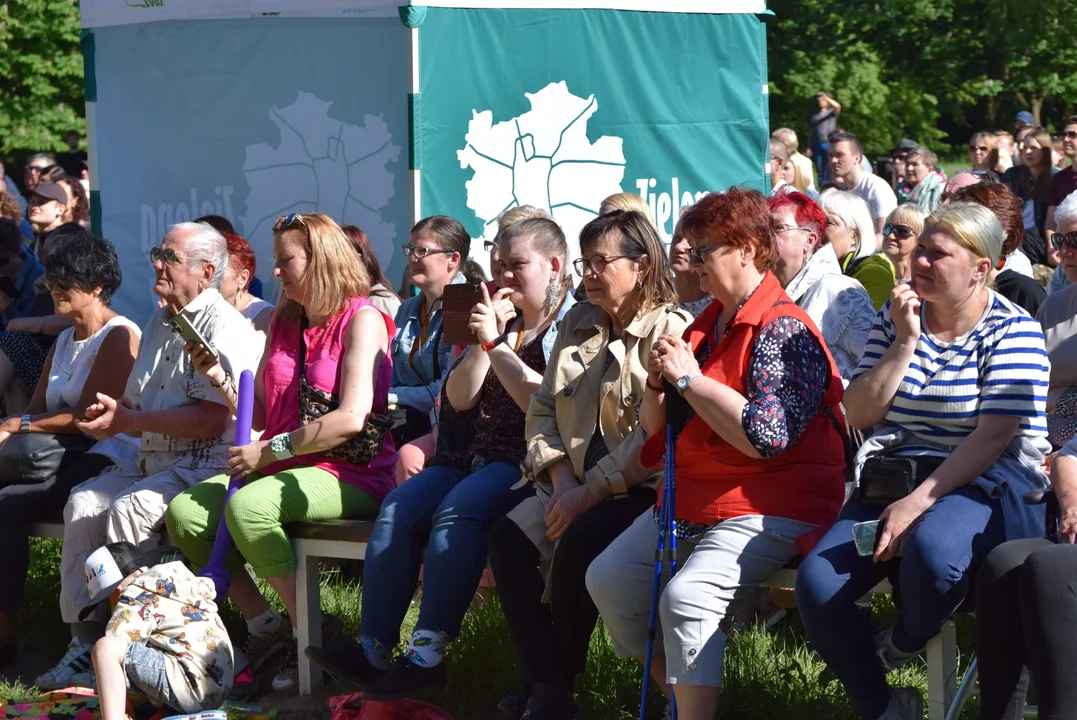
{"left": 586, "top": 508, "right": 813, "bottom": 688}
{"left": 59, "top": 452, "right": 223, "bottom": 624}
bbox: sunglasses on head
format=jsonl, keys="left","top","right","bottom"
{"left": 884, "top": 223, "right": 915, "bottom": 240}
{"left": 1052, "top": 232, "right": 1077, "bottom": 252}
{"left": 273, "top": 213, "right": 307, "bottom": 232}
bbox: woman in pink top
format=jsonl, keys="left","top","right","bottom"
{"left": 166, "top": 212, "right": 396, "bottom": 693}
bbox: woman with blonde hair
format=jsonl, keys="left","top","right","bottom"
{"left": 797, "top": 203, "right": 1051, "bottom": 720}
{"left": 969, "top": 132, "right": 1002, "bottom": 174}
{"left": 167, "top": 211, "right": 398, "bottom": 692}
{"left": 819, "top": 190, "right": 897, "bottom": 310}
{"left": 600, "top": 192, "right": 656, "bottom": 225}
{"left": 881, "top": 204, "right": 929, "bottom": 284}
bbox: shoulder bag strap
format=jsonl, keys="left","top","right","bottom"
{"left": 298, "top": 315, "right": 309, "bottom": 384}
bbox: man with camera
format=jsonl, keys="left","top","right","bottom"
{"left": 36, "top": 221, "right": 259, "bottom": 691}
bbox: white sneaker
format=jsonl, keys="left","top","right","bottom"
{"left": 35, "top": 638, "right": 96, "bottom": 690}
{"left": 270, "top": 640, "right": 299, "bottom": 693}
{"left": 878, "top": 686, "right": 924, "bottom": 720}
{"left": 874, "top": 628, "right": 922, "bottom": 672}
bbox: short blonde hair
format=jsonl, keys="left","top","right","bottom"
{"left": 886, "top": 204, "right": 929, "bottom": 237}
{"left": 818, "top": 190, "right": 876, "bottom": 262}
{"left": 495, "top": 205, "right": 551, "bottom": 238}
{"left": 772, "top": 127, "right": 799, "bottom": 154}
{"left": 923, "top": 202, "right": 1004, "bottom": 269}
{"left": 272, "top": 212, "right": 372, "bottom": 325}
{"left": 600, "top": 192, "right": 655, "bottom": 226}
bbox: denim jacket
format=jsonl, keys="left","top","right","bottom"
{"left": 389, "top": 273, "right": 465, "bottom": 414}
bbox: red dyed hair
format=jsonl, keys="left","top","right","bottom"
{"left": 679, "top": 188, "right": 777, "bottom": 272}
{"left": 766, "top": 190, "right": 827, "bottom": 239}
{"left": 223, "top": 232, "right": 256, "bottom": 279}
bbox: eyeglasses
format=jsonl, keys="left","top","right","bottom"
{"left": 483, "top": 239, "right": 497, "bottom": 253}
{"left": 25, "top": 164, "right": 48, "bottom": 173}
{"left": 273, "top": 213, "right": 307, "bottom": 232}
{"left": 573, "top": 254, "right": 631, "bottom": 277}
{"left": 1052, "top": 232, "right": 1077, "bottom": 252}
{"left": 774, "top": 223, "right": 810, "bottom": 235}
{"left": 43, "top": 275, "right": 73, "bottom": 292}
{"left": 402, "top": 244, "right": 454, "bottom": 260}
{"left": 969, "top": 145, "right": 989, "bottom": 153}
{"left": 687, "top": 243, "right": 727, "bottom": 266}
{"left": 1065, "top": 131, "right": 1077, "bottom": 140}
{"left": 150, "top": 246, "right": 203, "bottom": 266}
{"left": 884, "top": 223, "right": 915, "bottom": 240}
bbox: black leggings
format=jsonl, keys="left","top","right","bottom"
{"left": 0, "top": 451, "right": 113, "bottom": 614}
{"left": 976, "top": 537, "right": 1077, "bottom": 720}
{"left": 488, "top": 485, "right": 656, "bottom": 690}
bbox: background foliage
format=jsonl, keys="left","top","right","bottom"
{"left": 767, "top": 0, "right": 1077, "bottom": 157}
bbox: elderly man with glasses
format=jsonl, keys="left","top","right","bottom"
{"left": 35, "top": 221, "right": 260, "bottom": 692}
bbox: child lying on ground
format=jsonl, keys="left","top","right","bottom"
{"left": 80, "top": 542, "right": 234, "bottom": 719}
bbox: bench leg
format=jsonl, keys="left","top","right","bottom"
{"left": 927, "top": 620, "right": 958, "bottom": 720}
{"left": 296, "top": 545, "right": 323, "bottom": 695}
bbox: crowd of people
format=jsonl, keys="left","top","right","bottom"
{"left": 0, "top": 111, "right": 1075, "bottom": 720}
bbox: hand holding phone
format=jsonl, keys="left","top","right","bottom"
{"left": 441, "top": 284, "right": 483, "bottom": 346}
{"left": 852, "top": 520, "right": 883, "bottom": 557}
{"left": 170, "top": 314, "right": 220, "bottom": 363}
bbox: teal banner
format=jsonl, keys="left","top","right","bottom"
{"left": 92, "top": 18, "right": 409, "bottom": 322}
{"left": 419, "top": 8, "right": 768, "bottom": 265}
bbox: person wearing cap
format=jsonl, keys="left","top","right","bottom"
{"left": 890, "top": 139, "right": 919, "bottom": 202}
{"left": 82, "top": 542, "right": 233, "bottom": 718}
{"left": 28, "top": 181, "right": 68, "bottom": 251}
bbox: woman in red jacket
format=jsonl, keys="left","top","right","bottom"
{"left": 586, "top": 189, "right": 847, "bottom": 720}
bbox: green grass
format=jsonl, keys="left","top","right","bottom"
{"left": 2, "top": 544, "right": 982, "bottom": 719}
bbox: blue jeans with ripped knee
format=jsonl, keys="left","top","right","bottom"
{"left": 795, "top": 487, "right": 1006, "bottom": 720}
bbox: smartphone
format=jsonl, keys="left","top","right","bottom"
{"left": 0, "top": 276, "right": 18, "bottom": 300}
{"left": 170, "top": 313, "right": 220, "bottom": 363}
{"left": 441, "top": 283, "right": 483, "bottom": 346}
{"left": 852, "top": 520, "right": 883, "bottom": 557}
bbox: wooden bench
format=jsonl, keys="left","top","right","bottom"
{"left": 290, "top": 520, "right": 961, "bottom": 720}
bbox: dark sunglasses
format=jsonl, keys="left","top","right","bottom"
{"left": 1065, "top": 131, "right": 1077, "bottom": 140}
{"left": 273, "top": 213, "right": 307, "bottom": 232}
{"left": 483, "top": 239, "right": 497, "bottom": 253}
{"left": 1052, "top": 232, "right": 1077, "bottom": 252}
{"left": 968, "top": 145, "right": 989, "bottom": 152}
{"left": 44, "top": 275, "right": 74, "bottom": 291}
{"left": 149, "top": 246, "right": 202, "bottom": 266}
{"left": 884, "top": 223, "right": 915, "bottom": 240}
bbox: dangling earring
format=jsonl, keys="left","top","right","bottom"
{"left": 545, "top": 278, "right": 560, "bottom": 309}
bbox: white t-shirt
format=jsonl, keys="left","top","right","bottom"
{"left": 1002, "top": 249, "right": 1035, "bottom": 278}
{"left": 47, "top": 315, "right": 142, "bottom": 464}
{"left": 849, "top": 172, "right": 898, "bottom": 223}
{"left": 240, "top": 297, "right": 273, "bottom": 325}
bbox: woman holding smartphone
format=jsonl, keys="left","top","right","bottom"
{"left": 795, "top": 203, "right": 1052, "bottom": 720}
{"left": 306, "top": 217, "right": 575, "bottom": 701}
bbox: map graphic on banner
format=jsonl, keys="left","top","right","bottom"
{"left": 241, "top": 91, "right": 401, "bottom": 267}
{"left": 457, "top": 81, "right": 626, "bottom": 255}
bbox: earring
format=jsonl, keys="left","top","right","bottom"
{"left": 545, "top": 279, "right": 560, "bottom": 309}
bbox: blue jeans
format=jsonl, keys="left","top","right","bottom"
{"left": 811, "top": 140, "right": 830, "bottom": 184}
{"left": 795, "top": 488, "right": 1005, "bottom": 720}
{"left": 124, "top": 642, "right": 185, "bottom": 712}
{"left": 359, "top": 461, "right": 531, "bottom": 646}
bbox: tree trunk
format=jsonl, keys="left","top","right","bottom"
{"left": 1031, "top": 95, "right": 1047, "bottom": 127}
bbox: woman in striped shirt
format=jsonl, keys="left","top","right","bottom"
{"left": 796, "top": 203, "right": 1052, "bottom": 720}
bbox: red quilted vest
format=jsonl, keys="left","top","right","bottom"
{"left": 640, "top": 271, "right": 846, "bottom": 554}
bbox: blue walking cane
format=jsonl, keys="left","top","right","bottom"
{"left": 640, "top": 421, "right": 679, "bottom": 720}
{"left": 198, "top": 369, "right": 255, "bottom": 602}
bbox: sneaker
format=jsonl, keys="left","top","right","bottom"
{"left": 270, "top": 640, "right": 299, "bottom": 693}
{"left": 304, "top": 640, "right": 387, "bottom": 688}
{"left": 35, "top": 638, "right": 96, "bottom": 690}
{"left": 874, "top": 628, "right": 922, "bottom": 673}
{"left": 241, "top": 616, "right": 293, "bottom": 674}
{"left": 497, "top": 684, "right": 531, "bottom": 720}
{"left": 362, "top": 656, "right": 448, "bottom": 701}
{"left": 520, "top": 683, "right": 578, "bottom": 720}
{"left": 227, "top": 667, "right": 259, "bottom": 701}
{"left": 879, "top": 686, "right": 924, "bottom": 720}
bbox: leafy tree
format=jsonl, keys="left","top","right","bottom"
{"left": 0, "top": 1, "right": 84, "bottom": 157}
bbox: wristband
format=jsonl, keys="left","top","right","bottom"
{"left": 209, "top": 372, "right": 232, "bottom": 389}
{"left": 269, "top": 433, "right": 295, "bottom": 461}
{"left": 481, "top": 339, "right": 497, "bottom": 352}
{"left": 646, "top": 379, "right": 664, "bottom": 393}
{"left": 19, "top": 414, "right": 30, "bottom": 434}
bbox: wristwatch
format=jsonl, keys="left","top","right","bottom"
{"left": 675, "top": 372, "right": 702, "bottom": 396}
{"left": 19, "top": 414, "right": 30, "bottom": 434}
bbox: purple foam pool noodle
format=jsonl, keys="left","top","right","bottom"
{"left": 199, "top": 369, "right": 255, "bottom": 602}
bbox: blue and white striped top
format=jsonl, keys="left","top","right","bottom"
{"left": 852, "top": 292, "right": 1050, "bottom": 448}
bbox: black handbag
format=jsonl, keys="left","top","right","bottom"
{"left": 858, "top": 453, "right": 946, "bottom": 506}
{"left": 0, "top": 431, "right": 95, "bottom": 487}
{"left": 297, "top": 316, "right": 393, "bottom": 465}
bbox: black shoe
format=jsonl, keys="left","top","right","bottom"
{"left": 361, "top": 656, "right": 447, "bottom": 701}
{"left": 0, "top": 636, "right": 15, "bottom": 668}
{"left": 520, "top": 683, "right": 578, "bottom": 720}
{"left": 498, "top": 684, "right": 531, "bottom": 720}
{"left": 304, "top": 640, "right": 387, "bottom": 688}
